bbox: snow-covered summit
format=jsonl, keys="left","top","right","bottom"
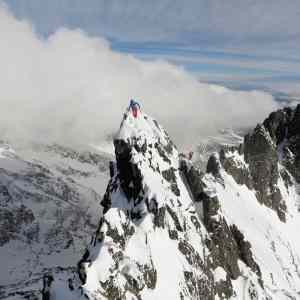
{"left": 46, "top": 107, "right": 217, "bottom": 300}
{"left": 75, "top": 107, "right": 215, "bottom": 300}
{"left": 115, "top": 108, "right": 169, "bottom": 148}
{"left": 44, "top": 105, "right": 300, "bottom": 300}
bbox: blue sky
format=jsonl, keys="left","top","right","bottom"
{"left": 4, "top": 0, "right": 300, "bottom": 94}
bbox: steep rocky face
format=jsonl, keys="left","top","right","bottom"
{"left": 263, "top": 105, "right": 300, "bottom": 184}
{"left": 202, "top": 148, "right": 300, "bottom": 298}
{"left": 252, "top": 105, "right": 300, "bottom": 190}
{"left": 244, "top": 124, "right": 286, "bottom": 221}
{"left": 182, "top": 156, "right": 264, "bottom": 299}
{"left": 201, "top": 105, "right": 300, "bottom": 299}
{"left": 49, "top": 109, "right": 219, "bottom": 300}
{"left": 219, "top": 146, "right": 253, "bottom": 190}
{"left": 44, "top": 105, "right": 300, "bottom": 300}
{"left": 218, "top": 104, "right": 300, "bottom": 221}
{"left": 48, "top": 108, "right": 283, "bottom": 300}
{"left": 211, "top": 107, "right": 300, "bottom": 222}
{"left": 56, "top": 106, "right": 276, "bottom": 300}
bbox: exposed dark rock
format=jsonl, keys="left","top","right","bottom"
{"left": 203, "top": 196, "right": 240, "bottom": 281}
{"left": 244, "top": 124, "right": 286, "bottom": 222}
{"left": 263, "top": 108, "right": 290, "bottom": 145}
{"left": 162, "top": 168, "right": 176, "bottom": 183}
{"left": 219, "top": 149, "right": 253, "bottom": 189}
{"left": 134, "top": 141, "right": 147, "bottom": 154}
{"left": 162, "top": 167, "right": 180, "bottom": 196}
{"left": 214, "top": 273, "right": 233, "bottom": 300}
{"left": 260, "top": 105, "right": 300, "bottom": 184}
{"left": 101, "top": 185, "right": 112, "bottom": 214}
{"left": 68, "top": 278, "right": 74, "bottom": 291}
{"left": 105, "top": 220, "right": 127, "bottom": 249}
{"left": 183, "top": 270, "right": 214, "bottom": 300}
{"left": 166, "top": 204, "right": 183, "bottom": 232}
{"left": 190, "top": 215, "right": 201, "bottom": 231}
{"left": 140, "top": 263, "right": 157, "bottom": 289}
{"left": 202, "top": 193, "right": 264, "bottom": 298}
{"left": 178, "top": 239, "right": 203, "bottom": 269}
{"left": 42, "top": 274, "right": 54, "bottom": 300}
{"left": 109, "top": 161, "right": 115, "bottom": 178}
{"left": 154, "top": 142, "right": 171, "bottom": 164}
{"left": 287, "top": 104, "right": 300, "bottom": 138}
{"left": 230, "top": 225, "right": 262, "bottom": 286}
{"left": 114, "top": 139, "right": 143, "bottom": 200}
{"left": 180, "top": 160, "right": 208, "bottom": 203}
{"left": 280, "top": 167, "right": 293, "bottom": 189}
{"left": 100, "top": 276, "right": 123, "bottom": 300}
{"left": 153, "top": 206, "right": 166, "bottom": 228}
{"left": 168, "top": 229, "right": 178, "bottom": 240}
{"left": 77, "top": 249, "right": 90, "bottom": 284}
{"left": 124, "top": 273, "right": 143, "bottom": 298}
{"left": 207, "top": 154, "right": 221, "bottom": 177}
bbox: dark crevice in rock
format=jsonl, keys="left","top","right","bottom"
{"left": 180, "top": 160, "right": 207, "bottom": 203}
{"left": 166, "top": 204, "right": 183, "bottom": 232}
{"left": 162, "top": 167, "right": 180, "bottom": 196}
{"left": 230, "top": 225, "right": 263, "bottom": 287}
{"left": 154, "top": 142, "right": 171, "bottom": 164}
{"left": 114, "top": 139, "right": 143, "bottom": 201}
{"left": 207, "top": 154, "right": 222, "bottom": 178}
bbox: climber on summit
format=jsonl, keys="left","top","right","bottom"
{"left": 129, "top": 99, "right": 140, "bottom": 118}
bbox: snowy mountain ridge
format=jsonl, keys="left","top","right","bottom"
{"left": 48, "top": 109, "right": 216, "bottom": 299}
{"left": 43, "top": 105, "right": 300, "bottom": 299}
{"left": 1, "top": 105, "right": 300, "bottom": 299}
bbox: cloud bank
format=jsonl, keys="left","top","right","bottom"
{"left": 0, "top": 5, "right": 279, "bottom": 148}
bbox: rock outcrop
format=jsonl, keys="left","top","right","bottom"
{"left": 214, "top": 104, "right": 300, "bottom": 222}
{"left": 47, "top": 108, "right": 219, "bottom": 299}
{"left": 201, "top": 105, "right": 300, "bottom": 299}
{"left": 244, "top": 124, "right": 286, "bottom": 221}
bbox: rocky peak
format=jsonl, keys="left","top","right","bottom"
{"left": 244, "top": 123, "right": 286, "bottom": 221}
{"left": 244, "top": 124, "right": 276, "bottom": 159}
{"left": 51, "top": 107, "right": 218, "bottom": 300}
{"left": 256, "top": 104, "right": 300, "bottom": 183}
{"left": 43, "top": 105, "right": 300, "bottom": 300}
{"left": 201, "top": 106, "right": 300, "bottom": 298}
{"left": 209, "top": 105, "right": 300, "bottom": 222}
{"left": 262, "top": 107, "right": 292, "bottom": 145}
{"left": 207, "top": 115, "right": 290, "bottom": 222}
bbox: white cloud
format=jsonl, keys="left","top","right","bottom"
{"left": 0, "top": 5, "right": 279, "bottom": 148}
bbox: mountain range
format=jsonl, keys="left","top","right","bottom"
{"left": 1, "top": 104, "right": 300, "bottom": 299}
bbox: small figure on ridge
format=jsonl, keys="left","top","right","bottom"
{"left": 129, "top": 99, "right": 141, "bottom": 118}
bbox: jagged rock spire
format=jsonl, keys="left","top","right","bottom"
{"left": 46, "top": 106, "right": 289, "bottom": 300}
{"left": 72, "top": 108, "right": 215, "bottom": 299}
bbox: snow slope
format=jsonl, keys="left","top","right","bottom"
{"left": 0, "top": 141, "right": 111, "bottom": 299}
{"left": 204, "top": 151, "right": 300, "bottom": 299}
